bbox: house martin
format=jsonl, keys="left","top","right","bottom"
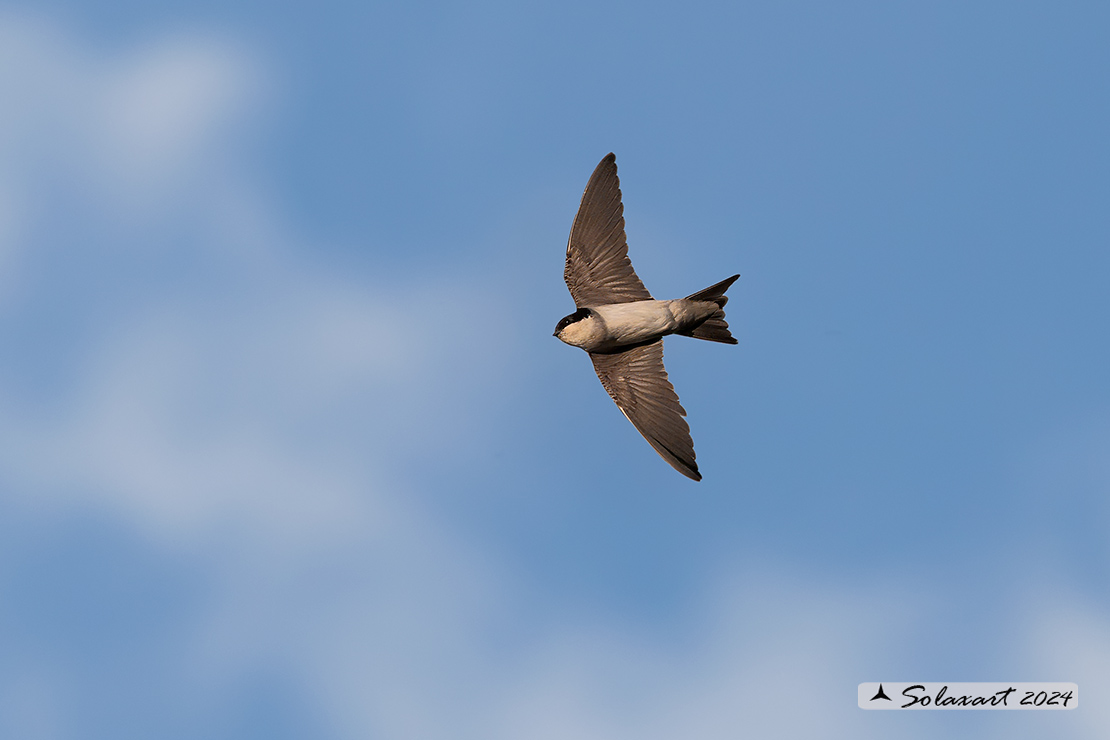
{"left": 554, "top": 153, "right": 739, "bottom": 481}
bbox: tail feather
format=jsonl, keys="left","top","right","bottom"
{"left": 680, "top": 274, "right": 740, "bottom": 344}
{"left": 685, "top": 274, "right": 739, "bottom": 304}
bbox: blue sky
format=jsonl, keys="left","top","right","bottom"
{"left": 1, "top": 1, "right": 1108, "bottom": 737}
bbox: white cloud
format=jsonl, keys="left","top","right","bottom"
{"left": 0, "top": 16, "right": 517, "bottom": 738}
{"left": 486, "top": 571, "right": 920, "bottom": 740}
{"left": 1020, "top": 589, "right": 1110, "bottom": 738}
{"left": 0, "top": 13, "right": 263, "bottom": 263}
{"left": 0, "top": 11, "right": 505, "bottom": 544}
{"left": 2, "top": 272, "right": 507, "bottom": 548}
{"left": 96, "top": 36, "right": 258, "bottom": 185}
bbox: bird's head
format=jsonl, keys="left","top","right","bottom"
{"left": 553, "top": 307, "right": 598, "bottom": 348}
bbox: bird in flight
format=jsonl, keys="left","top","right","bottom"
{"left": 554, "top": 153, "right": 739, "bottom": 481}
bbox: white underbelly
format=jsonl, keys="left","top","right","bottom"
{"left": 593, "top": 301, "right": 681, "bottom": 345}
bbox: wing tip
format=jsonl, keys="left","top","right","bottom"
{"left": 594, "top": 152, "right": 618, "bottom": 178}
{"left": 680, "top": 465, "right": 703, "bottom": 482}
{"left": 653, "top": 438, "right": 702, "bottom": 482}
{"left": 648, "top": 439, "right": 702, "bottom": 481}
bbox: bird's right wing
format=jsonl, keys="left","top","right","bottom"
{"left": 564, "top": 153, "right": 653, "bottom": 308}
{"left": 590, "top": 340, "right": 700, "bottom": 481}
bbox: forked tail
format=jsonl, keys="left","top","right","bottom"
{"left": 681, "top": 274, "right": 740, "bottom": 344}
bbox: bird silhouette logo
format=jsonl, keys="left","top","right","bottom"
{"left": 871, "top": 684, "right": 892, "bottom": 701}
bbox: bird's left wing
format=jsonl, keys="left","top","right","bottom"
{"left": 564, "top": 153, "right": 653, "bottom": 308}
{"left": 590, "top": 340, "right": 700, "bottom": 481}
